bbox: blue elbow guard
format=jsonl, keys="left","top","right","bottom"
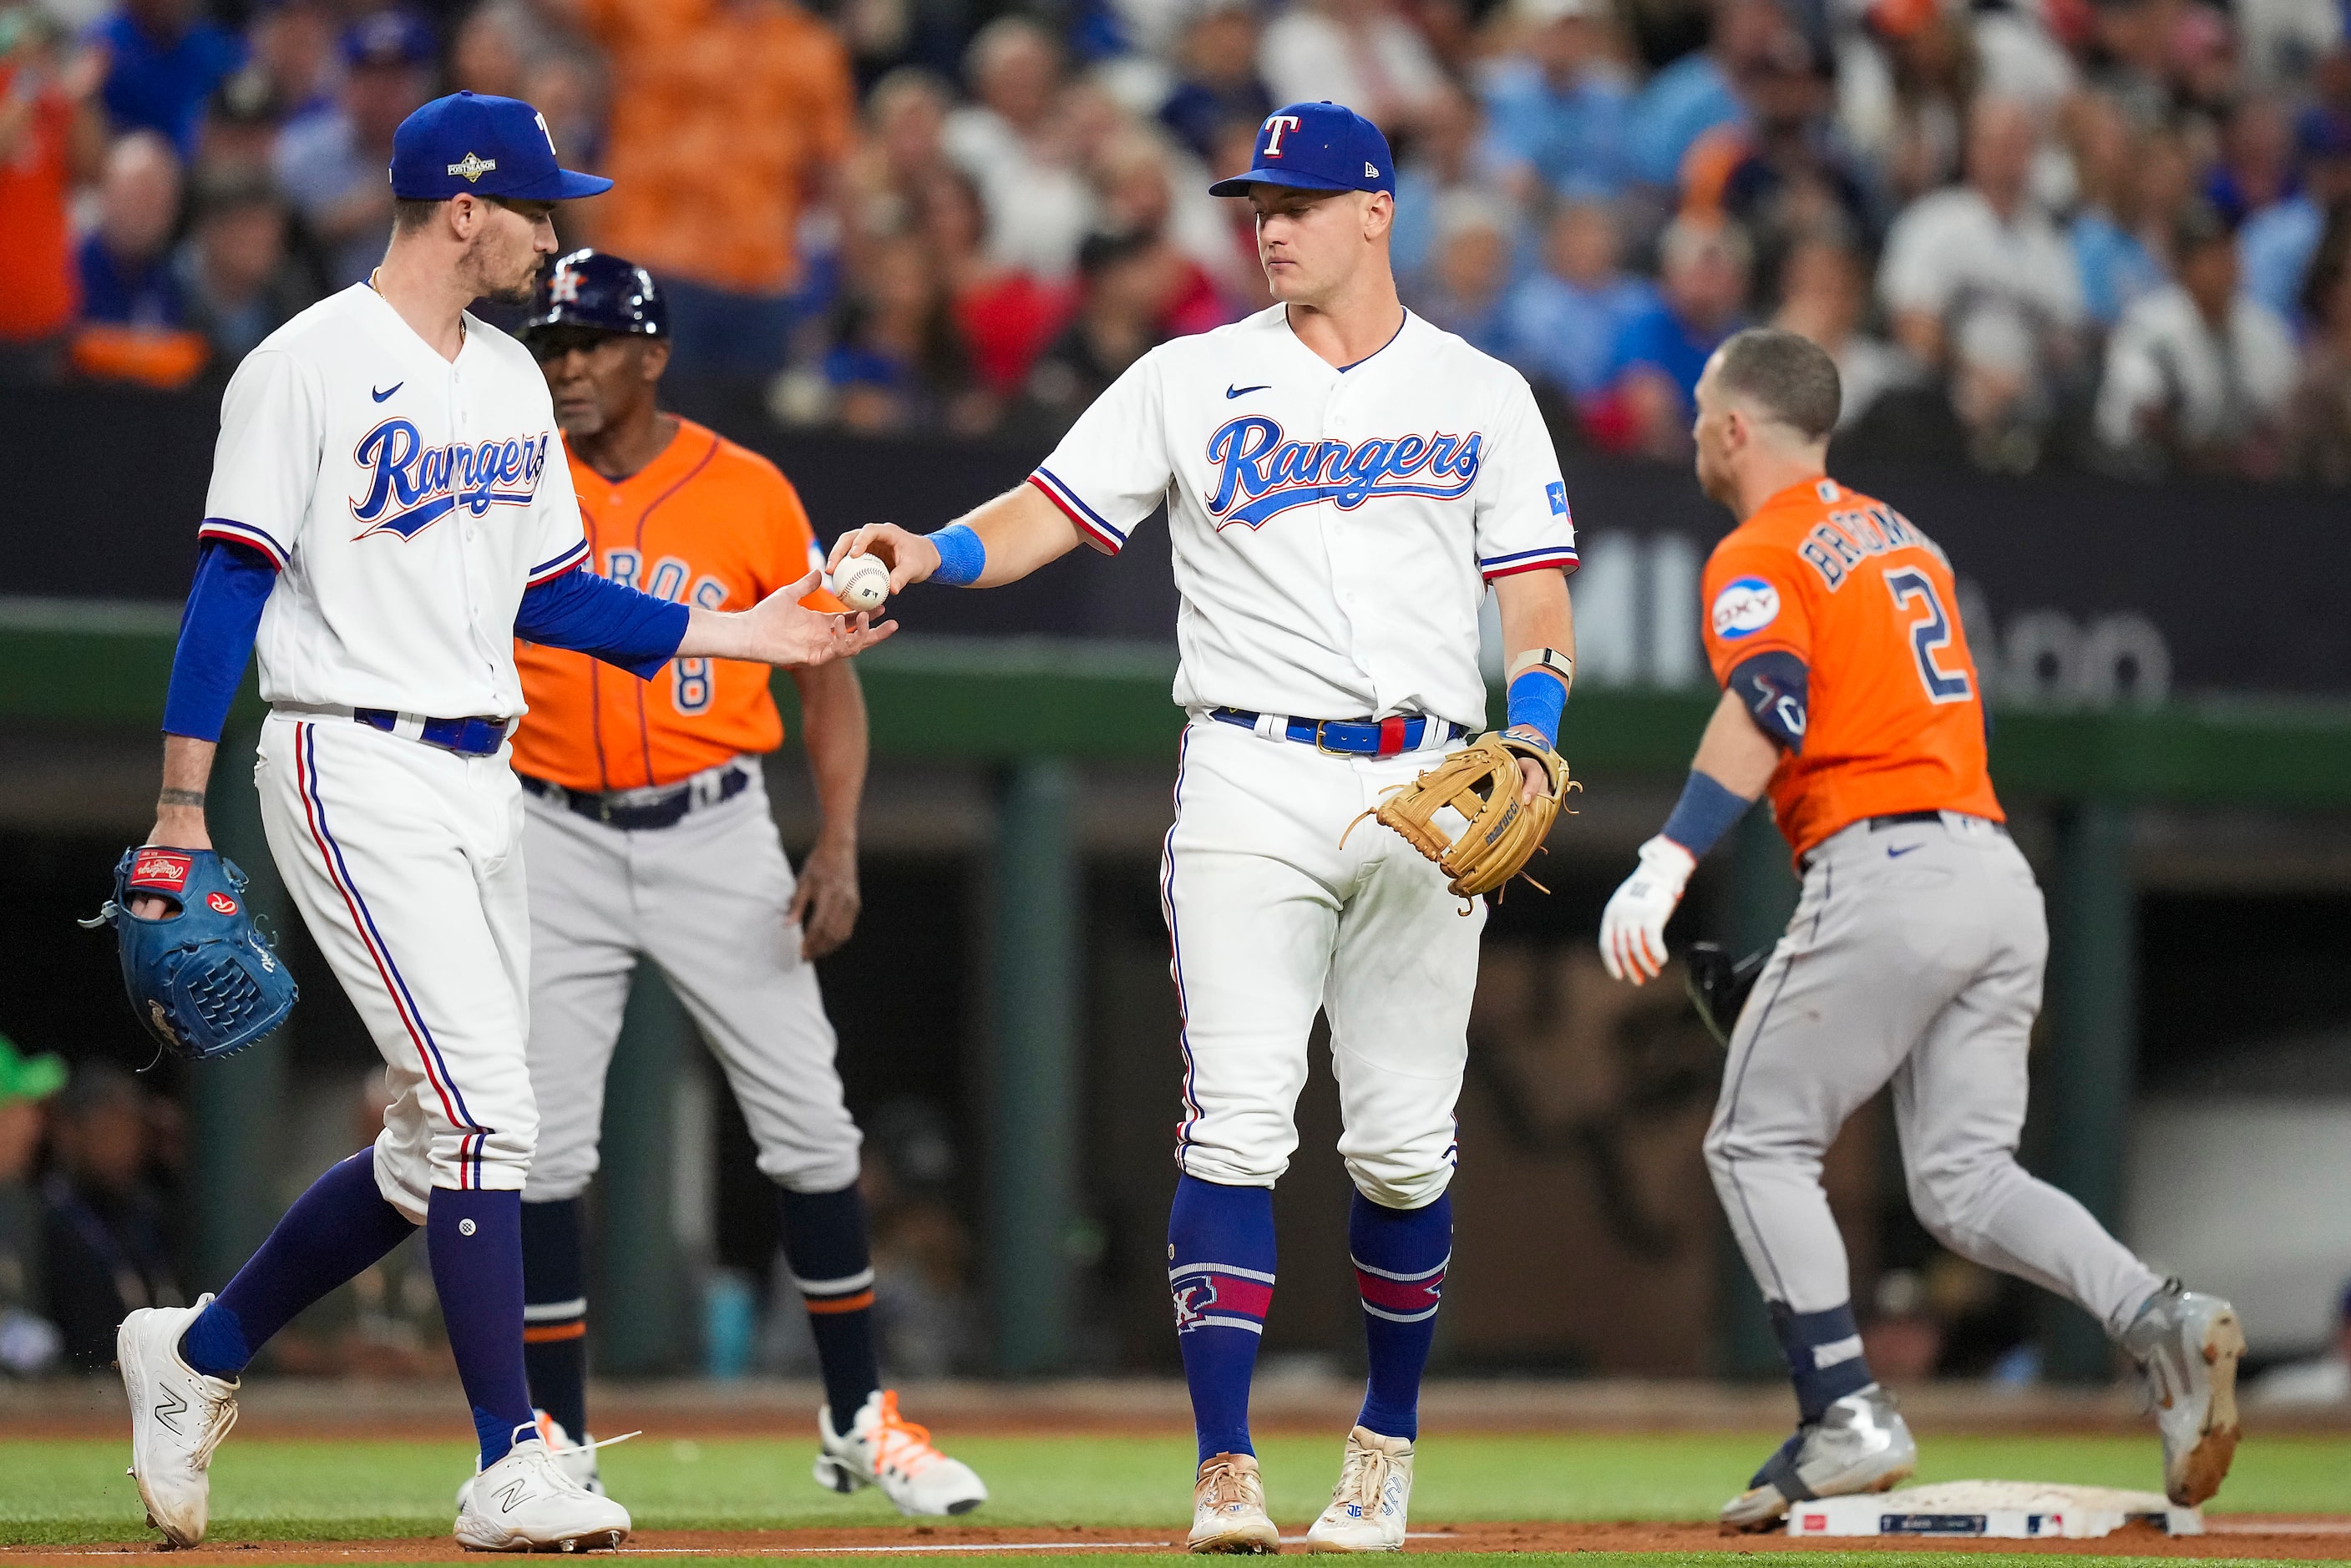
{"left": 1659, "top": 770, "right": 1753, "bottom": 860}
{"left": 1727, "top": 650, "right": 1809, "bottom": 753}
{"left": 1505, "top": 669, "right": 1567, "bottom": 747}
{"left": 928, "top": 524, "right": 985, "bottom": 587}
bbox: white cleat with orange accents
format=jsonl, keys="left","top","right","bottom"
{"left": 813, "top": 1389, "right": 988, "bottom": 1516}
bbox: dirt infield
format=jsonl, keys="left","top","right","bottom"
{"left": 7, "top": 1519, "right": 2351, "bottom": 1564}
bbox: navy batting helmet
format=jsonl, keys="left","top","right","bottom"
{"left": 524, "top": 249, "right": 668, "bottom": 339}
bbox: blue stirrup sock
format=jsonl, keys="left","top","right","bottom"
{"left": 520, "top": 1198, "right": 588, "bottom": 1444}
{"left": 1770, "top": 1299, "right": 1875, "bottom": 1422}
{"left": 1350, "top": 1191, "right": 1451, "bottom": 1442}
{"left": 1168, "top": 1175, "right": 1275, "bottom": 1465}
{"left": 778, "top": 1184, "right": 881, "bottom": 1437}
{"left": 180, "top": 1151, "right": 416, "bottom": 1380}
{"left": 428, "top": 1188, "right": 538, "bottom": 1469}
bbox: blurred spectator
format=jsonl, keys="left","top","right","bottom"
{"left": 0, "top": 6, "right": 106, "bottom": 382}
{"left": 1695, "top": 28, "right": 1877, "bottom": 287}
{"left": 1624, "top": 0, "right": 1788, "bottom": 190}
{"left": 246, "top": 0, "right": 335, "bottom": 126}
{"left": 819, "top": 234, "right": 985, "bottom": 432}
{"left": 1502, "top": 198, "right": 1658, "bottom": 401}
{"left": 1018, "top": 228, "right": 1173, "bottom": 429}
{"left": 77, "top": 128, "right": 184, "bottom": 324}
{"left": 1392, "top": 80, "right": 1504, "bottom": 282}
{"left": 1157, "top": 0, "right": 1270, "bottom": 163}
{"left": 1878, "top": 94, "right": 2083, "bottom": 453}
{"left": 1091, "top": 127, "right": 1237, "bottom": 328}
{"left": 1968, "top": 0, "right": 2077, "bottom": 115}
{"left": 197, "top": 63, "right": 288, "bottom": 175}
{"left": 843, "top": 66, "right": 953, "bottom": 245}
{"left": 88, "top": 0, "right": 245, "bottom": 161}
{"left": 945, "top": 18, "right": 1091, "bottom": 280}
{"left": 274, "top": 12, "right": 433, "bottom": 290}
{"left": 2242, "top": 109, "right": 2351, "bottom": 323}
{"left": 2249, "top": 1280, "right": 2351, "bottom": 1405}
{"left": 1592, "top": 212, "right": 1750, "bottom": 450}
{"left": 449, "top": 2, "right": 602, "bottom": 167}
{"left": 1408, "top": 189, "right": 1514, "bottom": 355}
{"left": 2206, "top": 95, "right": 2297, "bottom": 226}
{"left": 2095, "top": 202, "right": 2297, "bottom": 473}
{"left": 41, "top": 1066, "right": 182, "bottom": 1374}
{"left": 1259, "top": 0, "right": 1448, "bottom": 134}
{"left": 2287, "top": 208, "right": 2351, "bottom": 480}
{"left": 2236, "top": 0, "right": 2344, "bottom": 90}
{"left": 1773, "top": 232, "right": 1922, "bottom": 427}
{"left": 920, "top": 167, "right": 1071, "bottom": 394}
{"left": 1836, "top": 0, "right": 1978, "bottom": 206}
{"left": 2065, "top": 93, "right": 2168, "bottom": 327}
{"left": 579, "top": 0, "right": 857, "bottom": 379}
{"left": 2081, "top": 0, "right": 2175, "bottom": 129}
{"left": 175, "top": 164, "right": 315, "bottom": 366}
{"left": 1477, "top": 0, "right": 1632, "bottom": 204}
{"left": 1857, "top": 1268, "right": 1941, "bottom": 1383}
{"left": 0, "top": 1036, "right": 66, "bottom": 1378}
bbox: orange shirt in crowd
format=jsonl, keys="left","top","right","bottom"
{"left": 510, "top": 417, "right": 842, "bottom": 793}
{"left": 1700, "top": 476, "right": 2002, "bottom": 862}
{"left": 577, "top": 0, "right": 854, "bottom": 296}
{"left": 0, "top": 63, "right": 80, "bottom": 342}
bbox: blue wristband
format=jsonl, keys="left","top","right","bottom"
{"left": 1505, "top": 669, "right": 1568, "bottom": 747}
{"left": 1658, "top": 769, "right": 1754, "bottom": 859}
{"left": 928, "top": 524, "right": 985, "bottom": 587}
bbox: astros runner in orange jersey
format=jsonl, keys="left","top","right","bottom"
{"left": 1596, "top": 330, "right": 2243, "bottom": 1529}
{"left": 499, "top": 250, "right": 987, "bottom": 1518}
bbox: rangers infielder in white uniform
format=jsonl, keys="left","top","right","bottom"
{"left": 110, "top": 93, "right": 889, "bottom": 1554}
{"left": 832, "top": 102, "right": 1580, "bottom": 1554}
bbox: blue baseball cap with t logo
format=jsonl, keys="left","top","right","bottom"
{"left": 1208, "top": 101, "right": 1396, "bottom": 198}
{"left": 390, "top": 91, "right": 613, "bottom": 201}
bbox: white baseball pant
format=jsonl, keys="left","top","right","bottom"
{"left": 1160, "top": 716, "right": 1484, "bottom": 1209}
{"left": 517, "top": 764, "right": 861, "bottom": 1201}
{"left": 1705, "top": 812, "right": 2164, "bottom": 1335}
{"left": 256, "top": 714, "right": 538, "bottom": 1222}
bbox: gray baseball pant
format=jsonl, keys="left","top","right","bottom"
{"left": 1705, "top": 812, "right": 2162, "bottom": 1338}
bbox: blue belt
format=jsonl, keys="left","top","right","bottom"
{"left": 1209, "top": 707, "right": 1462, "bottom": 756}
{"left": 354, "top": 708, "right": 510, "bottom": 757}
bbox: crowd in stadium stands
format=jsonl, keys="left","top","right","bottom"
{"left": 3, "top": 0, "right": 2351, "bottom": 477}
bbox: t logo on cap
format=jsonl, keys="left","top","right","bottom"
{"left": 1261, "top": 114, "right": 1304, "bottom": 156}
{"left": 1206, "top": 101, "right": 1397, "bottom": 200}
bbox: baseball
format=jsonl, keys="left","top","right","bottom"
{"left": 835, "top": 553, "right": 889, "bottom": 613}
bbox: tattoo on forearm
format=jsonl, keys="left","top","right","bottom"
{"left": 158, "top": 787, "right": 206, "bottom": 809}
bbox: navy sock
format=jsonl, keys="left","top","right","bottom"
{"left": 428, "top": 1188, "right": 536, "bottom": 1469}
{"left": 180, "top": 1151, "right": 416, "bottom": 1379}
{"left": 520, "top": 1198, "right": 588, "bottom": 1443}
{"left": 1168, "top": 1175, "right": 1274, "bottom": 1465}
{"left": 778, "top": 1185, "right": 879, "bottom": 1437}
{"left": 1349, "top": 1190, "right": 1450, "bottom": 1442}
{"left": 1769, "top": 1299, "right": 1874, "bottom": 1422}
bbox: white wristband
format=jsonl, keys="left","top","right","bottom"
{"left": 1507, "top": 647, "right": 1573, "bottom": 692}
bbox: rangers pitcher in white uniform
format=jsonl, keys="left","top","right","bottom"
{"left": 831, "top": 101, "right": 1580, "bottom": 1554}
{"left": 110, "top": 92, "right": 891, "bottom": 1554}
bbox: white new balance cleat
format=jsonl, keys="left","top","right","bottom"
{"left": 453, "top": 1433, "right": 631, "bottom": 1552}
{"left": 1305, "top": 1426, "right": 1413, "bottom": 1552}
{"left": 813, "top": 1390, "right": 987, "bottom": 1516}
{"left": 1720, "top": 1384, "right": 1917, "bottom": 1530}
{"left": 118, "top": 1296, "right": 239, "bottom": 1549}
{"left": 1188, "top": 1450, "right": 1280, "bottom": 1554}
{"left": 457, "top": 1412, "right": 608, "bottom": 1507}
{"left": 2122, "top": 1278, "right": 2247, "bottom": 1506}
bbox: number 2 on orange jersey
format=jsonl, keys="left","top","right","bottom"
{"left": 1883, "top": 569, "right": 1973, "bottom": 703}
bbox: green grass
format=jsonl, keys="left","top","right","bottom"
{"left": 4, "top": 1433, "right": 2348, "bottom": 1550}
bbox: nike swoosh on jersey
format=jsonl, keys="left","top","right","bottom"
{"left": 372, "top": 382, "right": 403, "bottom": 402}
{"left": 1886, "top": 843, "right": 1923, "bottom": 857}
{"left": 1224, "top": 383, "right": 1270, "bottom": 399}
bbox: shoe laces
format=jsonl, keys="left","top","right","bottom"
{"left": 1330, "top": 1440, "right": 1396, "bottom": 1515}
{"left": 869, "top": 1391, "right": 945, "bottom": 1478}
{"left": 1196, "top": 1454, "right": 1260, "bottom": 1513}
{"left": 186, "top": 1382, "right": 239, "bottom": 1471}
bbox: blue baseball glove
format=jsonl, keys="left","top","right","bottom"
{"left": 80, "top": 847, "right": 297, "bottom": 1060}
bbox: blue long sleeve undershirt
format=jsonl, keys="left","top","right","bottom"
{"left": 162, "top": 541, "right": 692, "bottom": 743}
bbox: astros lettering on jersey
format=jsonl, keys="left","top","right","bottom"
{"left": 1026, "top": 305, "right": 1577, "bottom": 728}
{"left": 198, "top": 282, "right": 588, "bottom": 720}
{"left": 509, "top": 418, "right": 839, "bottom": 793}
{"left": 1700, "top": 476, "right": 2000, "bottom": 859}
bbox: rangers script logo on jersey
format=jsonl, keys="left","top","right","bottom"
{"left": 349, "top": 419, "right": 552, "bottom": 539}
{"left": 1203, "top": 416, "right": 1485, "bottom": 529}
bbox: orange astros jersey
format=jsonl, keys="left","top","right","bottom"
{"left": 510, "top": 417, "right": 841, "bottom": 793}
{"left": 1700, "top": 475, "right": 2001, "bottom": 862}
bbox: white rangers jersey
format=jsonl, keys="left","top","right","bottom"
{"left": 197, "top": 282, "right": 589, "bottom": 721}
{"left": 1027, "top": 306, "right": 1578, "bottom": 730}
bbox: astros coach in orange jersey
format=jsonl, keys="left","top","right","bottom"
{"left": 501, "top": 250, "right": 986, "bottom": 1515}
